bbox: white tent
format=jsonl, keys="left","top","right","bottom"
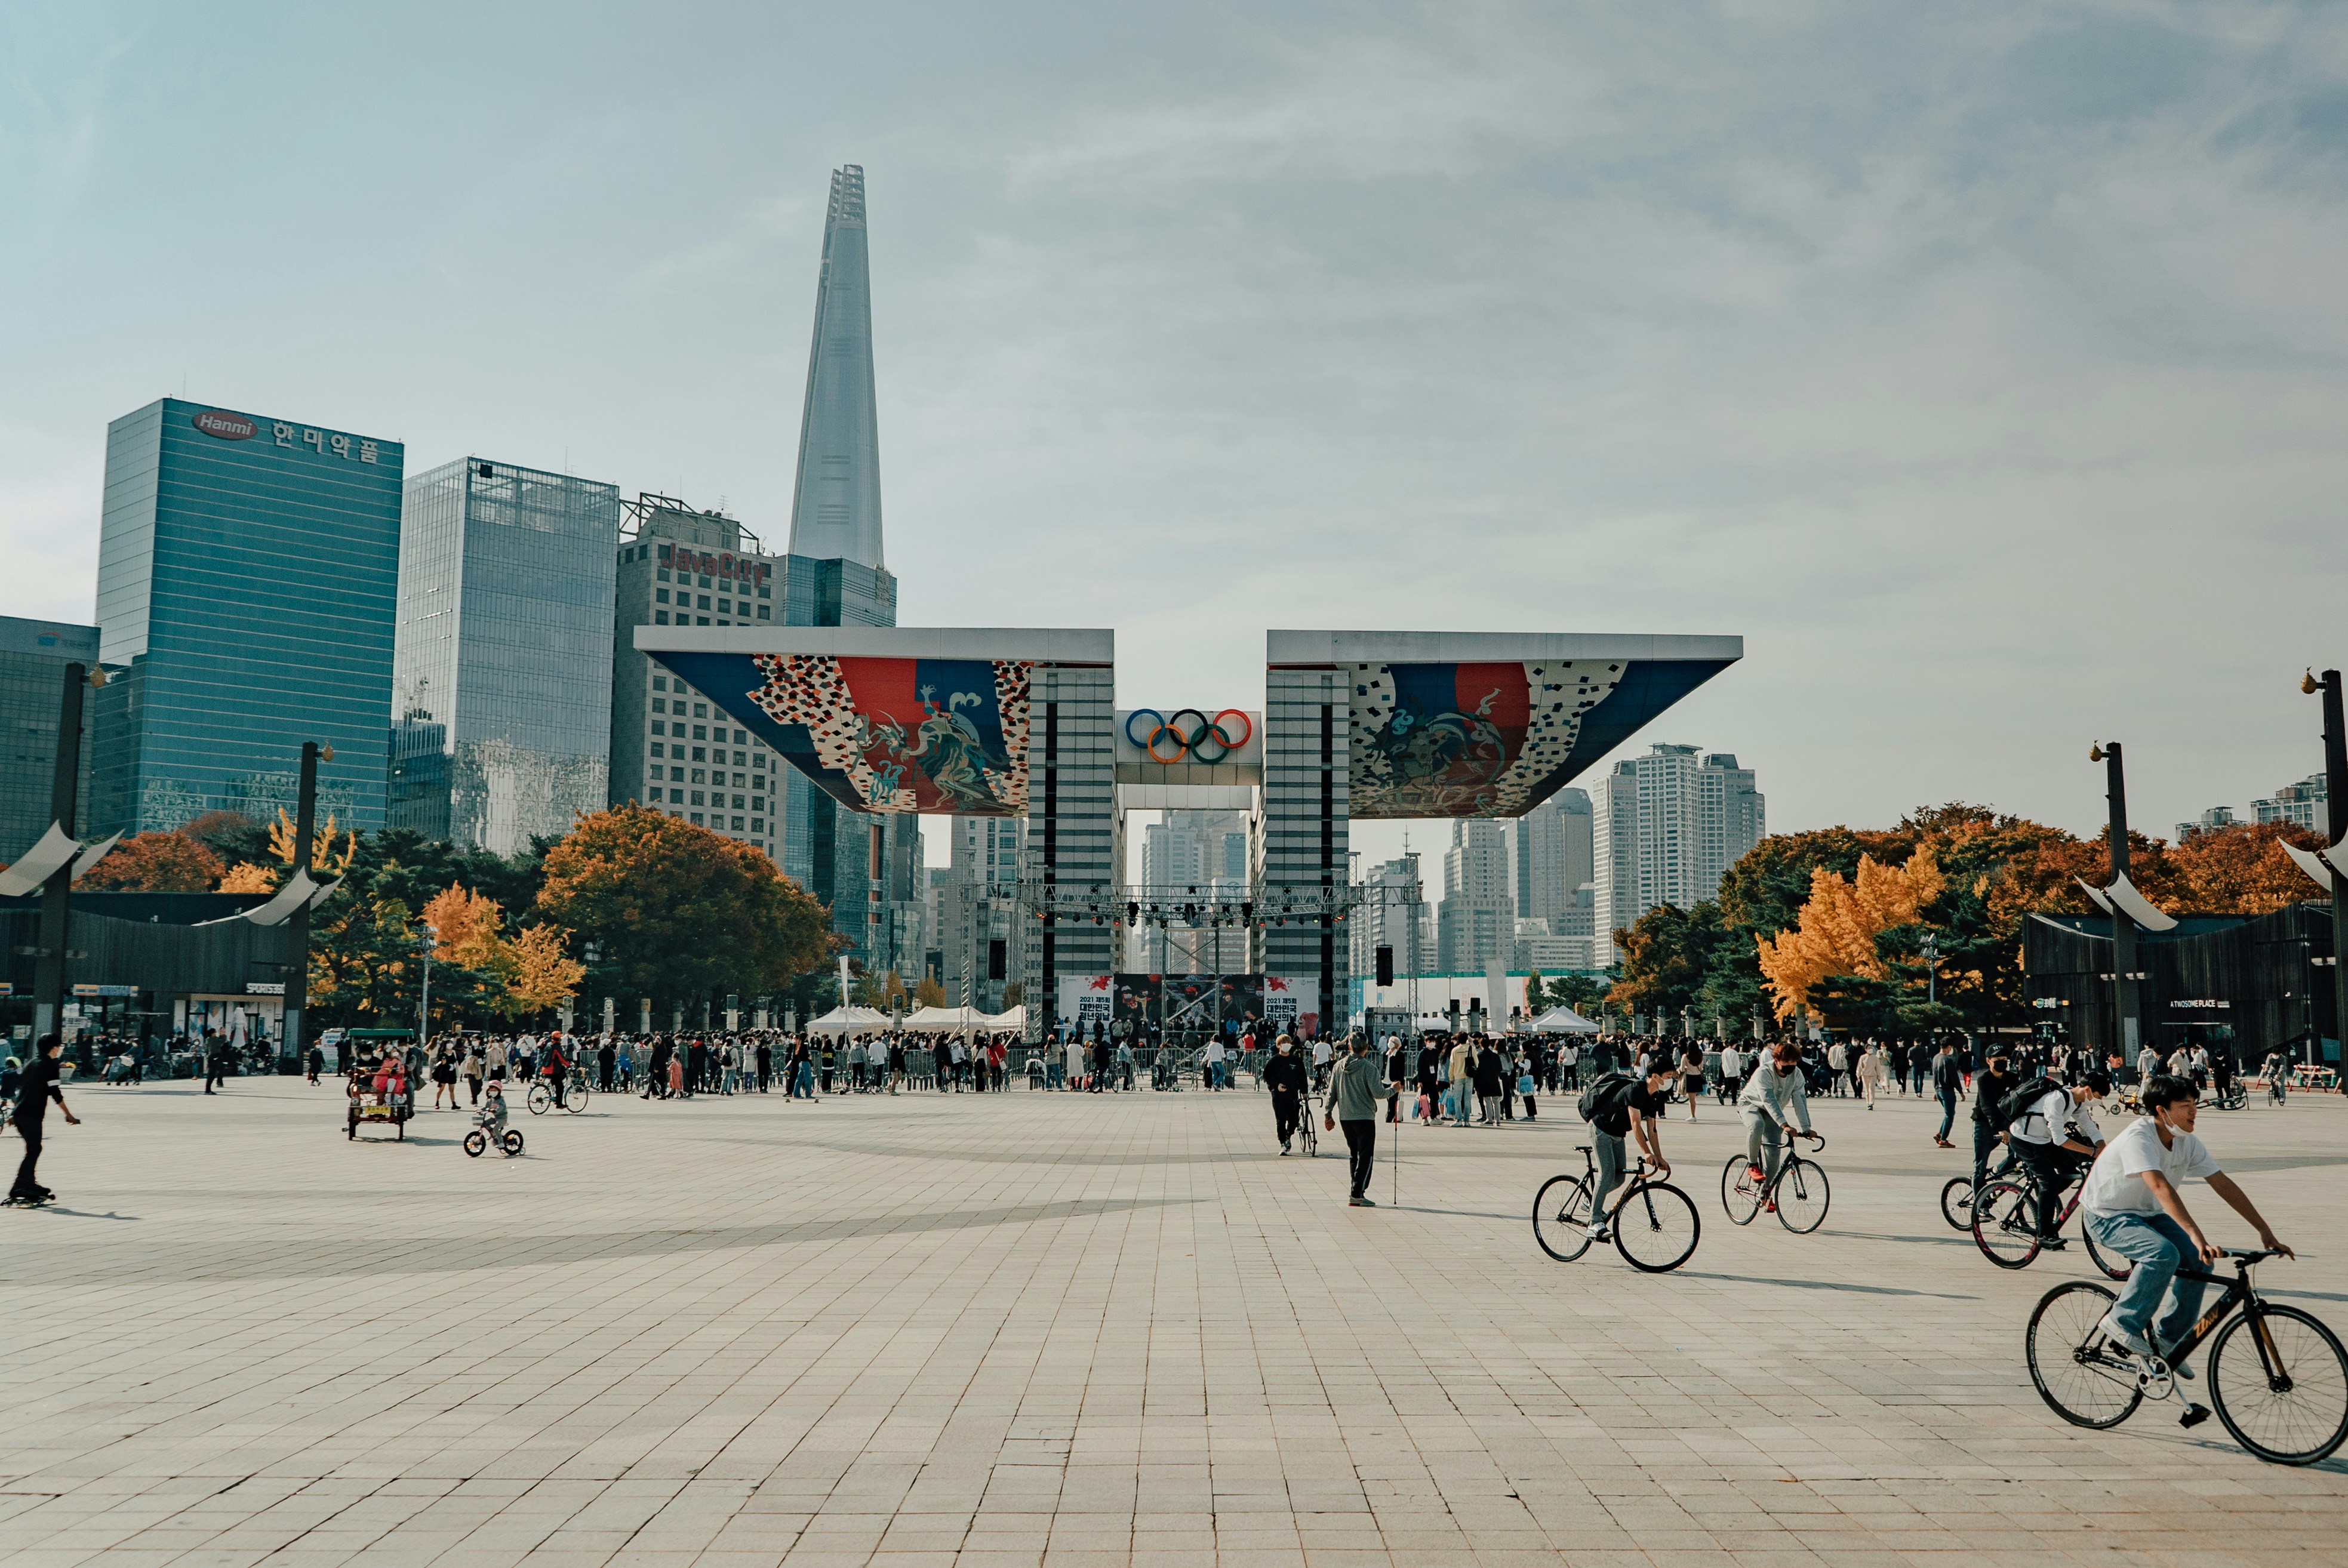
{"left": 986, "top": 1005, "right": 1024, "bottom": 1032}
{"left": 1528, "top": 1006, "right": 1601, "bottom": 1034}
{"left": 804, "top": 1005, "right": 893, "bottom": 1034}
{"left": 901, "top": 1005, "right": 993, "bottom": 1034}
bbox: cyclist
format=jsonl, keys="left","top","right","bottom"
{"left": 540, "top": 1034, "right": 571, "bottom": 1110}
{"left": 1588, "top": 1058, "right": 1675, "bottom": 1244}
{"left": 2007, "top": 1070, "right": 2107, "bottom": 1249}
{"left": 1264, "top": 1036, "right": 1308, "bottom": 1154}
{"left": 1970, "top": 1049, "right": 2021, "bottom": 1196}
{"left": 2261, "top": 1049, "right": 2289, "bottom": 1102}
{"left": 1736, "top": 1042, "right": 1820, "bottom": 1212}
{"left": 2081, "top": 1072, "right": 2293, "bottom": 1370}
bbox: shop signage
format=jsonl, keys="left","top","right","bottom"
{"left": 2169, "top": 998, "right": 2231, "bottom": 1010}
{"left": 72, "top": 983, "right": 137, "bottom": 998}
{"left": 246, "top": 982, "right": 285, "bottom": 996}
{"left": 191, "top": 408, "right": 257, "bottom": 440}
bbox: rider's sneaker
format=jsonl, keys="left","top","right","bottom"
{"left": 1762, "top": 1200, "right": 1776, "bottom": 1214}
{"left": 1747, "top": 1164, "right": 1765, "bottom": 1182}
{"left": 2038, "top": 1237, "right": 2068, "bottom": 1251}
{"left": 1587, "top": 1224, "right": 1610, "bottom": 1242}
{"left": 2097, "top": 1311, "right": 2155, "bottom": 1358}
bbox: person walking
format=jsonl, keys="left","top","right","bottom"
{"left": 8, "top": 1035, "right": 80, "bottom": 1205}
{"left": 203, "top": 1033, "right": 230, "bottom": 1095}
{"left": 1854, "top": 1040, "right": 1882, "bottom": 1108}
{"left": 1931, "top": 1039, "right": 1965, "bottom": 1147}
{"left": 1326, "top": 1033, "right": 1395, "bottom": 1205}
{"left": 1264, "top": 1035, "right": 1307, "bottom": 1153}
{"left": 1679, "top": 1042, "right": 1706, "bottom": 1122}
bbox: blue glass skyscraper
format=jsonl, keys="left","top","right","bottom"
{"left": 91, "top": 398, "right": 404, "bottom": 836}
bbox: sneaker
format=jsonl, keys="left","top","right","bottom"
{"left": 1356, "top": 1194, "right": 1377, "bottom": 1206}
{"left": 2171, "top": 1355, "right": 2195, "bottom": 1382}
{"left": 2039, "top": 1237, "right": 2068, "bottom": 1252}
{"left": 1762, "top": 1200, "right": 1777, "bottom": 1214}
{"left": 1279, "top": 1144, "right": 1290, "bottom": 1156}
{"left": 1347, "top": 1196, "right": 1368, "bottom": 1207}
{"left": 1747, "top": 1164, "right": 1765, "bottom": 1181}
{"left": 2097, "top": 1311, "right": 2155, "bottom": 1358}
{"left": 1587, "top": 1224, "right": 1611, "bottom": 1242}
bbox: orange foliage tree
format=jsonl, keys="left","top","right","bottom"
{"left": 74, "top": 831, "right": 223, "bottom": 892}
{"left": 1755, "top": 845, "right": 1944, "bottom": 1021}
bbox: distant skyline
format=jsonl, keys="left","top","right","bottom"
{"left": 5, "top": 3, "right": 2346, "bottom": 870}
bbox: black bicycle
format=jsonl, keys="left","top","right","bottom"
{"left": 1940, "top": 1145, "right": 2020, "bottom": 1232}
{"left": 1535, "top": 1145, "right": 1701, "bottom": 1273}
{"left": 2027, "top": 1248, "right": 2348, "bottom": 1465}
{"left": 1971, "top": 1166, "right": 2130, "bottom": 1279}
{"left": 1720, "top": 1131, "right": 1830, "bottom": 1233}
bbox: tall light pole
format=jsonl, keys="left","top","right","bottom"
{"left": 2088, "top": 742, "right": 2144, "bottom": 1062}
{"left": 2302, "top": 670, "right": 2348, "bottom": 1082}
{"left": 417, "top": 922, "right": 438, "bottom": 1047}
{"left": 31, "top": 662, "right": 102, "bottom": 1043}
{"left": 281, "top": 739, "right": 331, "bottom": 1071}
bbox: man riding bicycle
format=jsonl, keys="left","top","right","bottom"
{"left": 540, "top": 1034, "right": 571, "bottom": 1110}
{"left": 1737, "top": 1043, "right": 1820, "bottom": 1212}
{"left": 2081, "top": 1072, "right": 2292, "bottom": 1370}
{"left": 1588, "top": 1059, "right": 1674, "bottom": 1244}
{"left": 2008, "top": 1071, "right": 2107, "bottom": 1248}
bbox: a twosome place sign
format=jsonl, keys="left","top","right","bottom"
{"left": 2169, "top": 998, "right": 2232, "bottom": 1010}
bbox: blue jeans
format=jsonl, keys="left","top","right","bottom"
{"left": 1935, "top": 1089, "right": 1958, "bottom": 1141}
{"left": 1593, "top": 1130, "right": 1627, "bottom": 1224}
{"left": 2085, "top": 1210, "right": 2208, "bottom": 1353}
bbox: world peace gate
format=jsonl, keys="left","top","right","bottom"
{"left": 636, "top": 624, "right": 1740, "bottom": 1039}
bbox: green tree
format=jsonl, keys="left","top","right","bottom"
{"left": 1546, "top": 972, "right": 1610, "bottom": 1015}
{"left": 1522, "top": 968, "right": 1547, "bottom": 1013}
{"left": 536, "top": 804, "right": 834, "bottom": 1011}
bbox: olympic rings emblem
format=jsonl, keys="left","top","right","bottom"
{"left": 1125, "top": 707, "right": 1253, "bottom": 765}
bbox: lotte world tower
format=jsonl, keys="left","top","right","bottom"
{"left": 775, "top": 165, "right": 917, "bottom": 975}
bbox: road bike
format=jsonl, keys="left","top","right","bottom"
{"left": 1534, "top": 1145, "right": 1700, "bottom": 1272}
{"left": 1720, "top": 1132, "right": 1830, "bottom": 1233}
{"left": 1940, "top": 1145, "right": 2020, "bottom": 1232}
{"left": 1971, "top": 1166, "right": 2130, "bottom": 1278}
{"left": 1295, "top": 1086, "right": 1318, "bottom": 1157}
{"left": 2027, "top": 1247, "right": 2348, "bottom": 1465}
{"left": 526, "top": 1073, "right": 589, "bottom": 1116}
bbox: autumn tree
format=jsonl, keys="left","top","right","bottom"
{"left": 536, "top": 804, "right": 833, "bottom": 1012}
{"left": 75, "top": 831, "right": 223, "bottom": 892}
{"left": 913, "top": 974, "right": 948, "bottom": 1008}
{"left": 1755, "top": 845, "right": 1944, "bottom": 1024}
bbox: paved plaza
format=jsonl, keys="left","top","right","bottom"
{"left": 4, "top": 1070, "right": 2345, "bottom": 1567}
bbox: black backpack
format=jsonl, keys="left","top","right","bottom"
{"left": 1577, "top": 1070, "right": 1635, "bottom": 1127}
{"left": 1996, "top": 1073, "right": 2063, "bottom": 1131}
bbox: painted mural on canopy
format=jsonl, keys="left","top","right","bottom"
{"left": 740, "top": 654, "right": 1032, "bottom": 815}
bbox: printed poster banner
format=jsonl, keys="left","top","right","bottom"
{"left": 1264, "top": 975, "right": 1321, "bottom": 1039}
{"left": 1059, "top": 975, "right": 1114, "bottom": 1032}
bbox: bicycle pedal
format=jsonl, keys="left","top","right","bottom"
{"left": 2180, "top": 1403, "right": 2211, "bottom": 1429}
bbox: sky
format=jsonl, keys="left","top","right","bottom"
{"left": 4, "top": 1, "right": 2346, "bottom": 873}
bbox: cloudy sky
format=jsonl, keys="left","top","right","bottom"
{"left": 5, "top": 1, "right": 2344, "bottom": 868}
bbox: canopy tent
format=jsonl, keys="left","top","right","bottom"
{"left": 901, "top": 1006, "right": 987, "bottom": 1034}
{"left": 804, "top": 1005, "right": 894, "bottom": 1034}
{"left": 1528, "top": 1006, "right": 1601, "bottom": 1034}
{"left": 987, "top": 1005, "right": 1024, "bottom": 1031}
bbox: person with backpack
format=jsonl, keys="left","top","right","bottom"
{"left": 2006, "top": 1069, "right": 2110, "bottom": 1248}
{"left": 1581, "top": 1058, "right": 1674, "bottom": 1243}
{"left": 1737, "top": 1042, "right": 1819, "bottom": 1210}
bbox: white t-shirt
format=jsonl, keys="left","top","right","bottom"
{"left": 2082, "top": 1115, "right": 2222, "bottom": 1217}
{"left": 2009, "top": 1088, "right": 2074, "bottom": 1145}
{"left": 1312, "top": 1040, "right": 1332, "bottom": 1067}
{"left": 1718, "top": 1047, "right": 1742, "bottom": 1076}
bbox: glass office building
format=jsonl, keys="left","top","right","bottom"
{"left": 0, "top": 617, "right": 101, "bottom": 855}
{"left": 392, "top": 458, "right": 618, "bottom": 855}
{"left": 90, "top": 399, "right": 404, "bottom": 836}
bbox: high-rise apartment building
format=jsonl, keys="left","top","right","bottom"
{"left": 938, "top": 816, "right": 1024, "bottom": 1009}
{"left": 608, "top": 495, "right": 783, "bottom": 860}
{"left": 1507, "top": 787, "right": 1591, "bottom": 926}
{"left": 1350, "top": 854, "right": 1430, "bottom": 985}
{"left": 2252, "top": 775, "right": 2328, "bottom": 833}
{"left": 1591, "top": 744, "right": 1764, "bottom": 964}
{"left": 2177, "top": 805, "right": 2240, "bottom": 839}
{"left": 90, "top": 399, "right": 403, "bottom": 836}
{"left": 0, "top": 618, "right": 101, "bottom": 854}
{"left": 390, "top": 458, "right": 618, "bottom": 855}
{"left": 1436, "top": 818, "right": 1514, "bottom": 974}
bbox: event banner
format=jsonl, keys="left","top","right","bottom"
{"left": 1058, "top": 975, "right": 1115, "bottom": 1032}
{"left": 1264, "top": 975, "right": 1319, "bottom": 1039}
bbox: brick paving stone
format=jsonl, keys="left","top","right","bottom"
{"left": 4, "top": 1074, "right": 2347, "bottom": 1566}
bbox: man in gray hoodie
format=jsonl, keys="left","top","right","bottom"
{"left": 1328, "top": 1033, "right": 1396, "bottom": 1206}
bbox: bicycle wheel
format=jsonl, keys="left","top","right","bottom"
{"left": 503, "top": 1129, "right": 525, "bottom": 1155}
{"left": 1614, "top": 1181, "right": 1700, "bottom": 1273}
{"left": 1775, "top": 1157, "right": 1830, "bottom": 1234}
{"left": 1532, "top": 1173, "right": 1595, "bottom": 1262}
{"left": 526, "top": 1082, "right": 552, "bottom": 1115}
{"left": 463, "top": 1129, "right": 487, "bottom": 1158}
{"left": 1720, "top": 1154, "right": 1762, "bottom": 1225}
{"left": 1971, "top": 1179, "right": 2042, "bottom": 1268}
{"left": 565, "top": 1083, "right": 589, "bottom": 1114}
{"left": 2081, "top": 1224, "right": 2133, "bottom": 1283}
{"left": 2208, "top": 1304, "right": 2348, "bottom": 1465}
{"left": 1940, "top": 1176, "right": 1975, "bottom": 1233}
{"left": 2027, "top": 1281, "right": 2143, "bottom": 1430}
{"left": 1300, "top": 1108, "right": 1318, "bottom": 1156}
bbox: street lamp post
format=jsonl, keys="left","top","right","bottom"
{"left": 2089, "top": 742, "right": 2144, "bottom": 1062}
{"left": 281, "top": 739, "right": 331, "bottom": 1071}
{"left": 2303, "top": 670, "right": 2348, "bottom": 1083}
{"left": 31, "top": 662, "right": 101, "bottom": 1043}
{"left": 417, "top": 922, "right": 438, "bottom": 1047}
